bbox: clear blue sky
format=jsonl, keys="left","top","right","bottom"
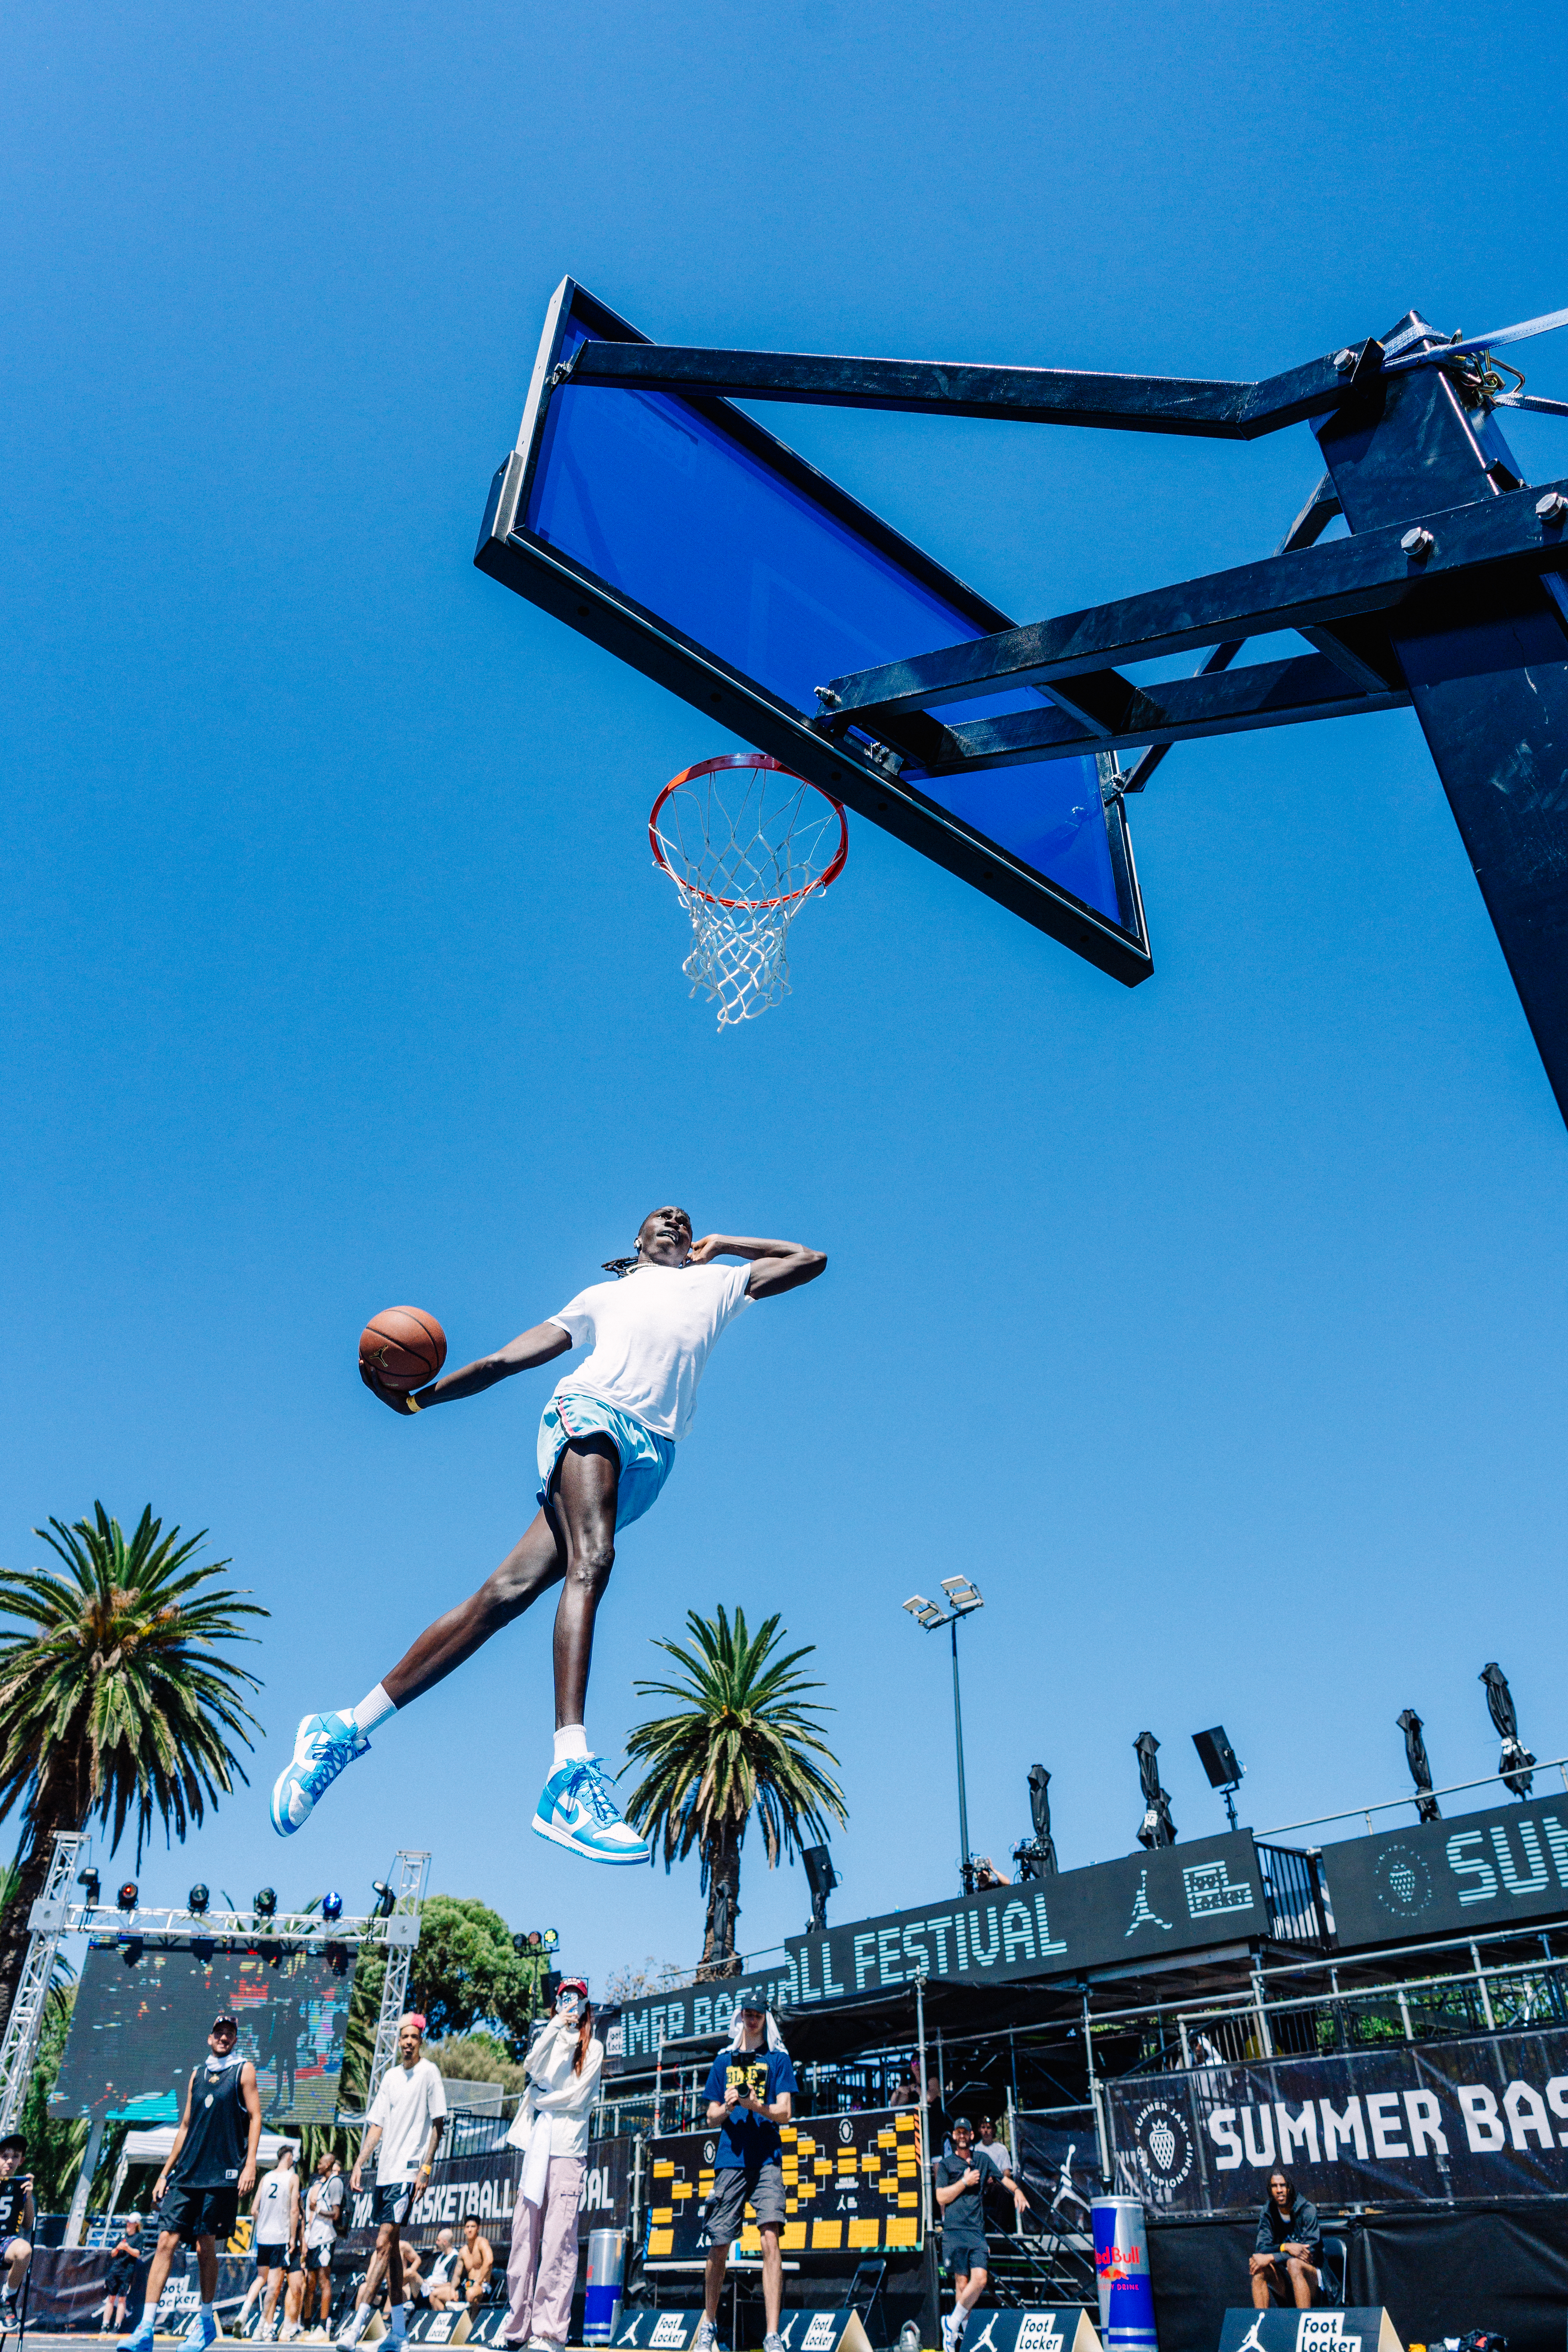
{"left": 5, "top": 0, "right": 1568, "bottom": 1993}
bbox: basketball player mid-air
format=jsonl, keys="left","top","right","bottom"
{"left": 271, "top": 1211, "right": 826, "bottom": 1863}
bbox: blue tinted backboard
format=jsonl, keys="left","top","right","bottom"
{"left": 475, "top": 280, "right": 1151, "bottom": 984}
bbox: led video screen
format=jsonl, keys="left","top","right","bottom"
{"left": 50, "top": 1943, "right": 358, "bottom": 2126}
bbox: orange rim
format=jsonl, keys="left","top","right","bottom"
{"left": 649, "top": 753, "right": 848, "bottom": 911}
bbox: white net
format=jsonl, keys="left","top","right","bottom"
{"left": 650, "top": 755, "right": 847, "bottom": 1029}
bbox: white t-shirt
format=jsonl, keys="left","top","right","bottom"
{"left": 254, "top": 2166, "right": 294, "bottom": 2246}
{"left": 550, "top": 1263, "right": 753, "bottom": 1441}
{"left": 303, "top": 2173, "right": 343, "bottom": 2250}
{"left": 366, "top": 2057, "right": 447, "bottom": 2186}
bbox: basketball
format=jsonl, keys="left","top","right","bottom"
{"left": 359, "top": 1306, "right": 447, "bottom": 1391}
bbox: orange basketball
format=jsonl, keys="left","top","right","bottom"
{"left": 359, "top": 1306, "right": 447, "bottom": 1391}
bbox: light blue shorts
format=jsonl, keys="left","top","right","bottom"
{"left": 536, "top": 1389, "right": 677, "bottom": 1531}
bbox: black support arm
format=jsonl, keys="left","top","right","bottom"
{"left": 821, "top": 472, "right": 1568, "bottom": 720}
{"left": 565, "top": 334, "right": 1385, "bottom": 441}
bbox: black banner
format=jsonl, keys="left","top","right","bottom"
{"left": 341, "top": 2137, "right": 637, "bottom": 2253}
{"left": 1319, "top": 1791, "right": 1568, "bottom": 1949}
{"left": 1108, "top": 2025, "right": 1568, "bottom": 2212}
{"left": 615, "top": 1836, "right": 1263, "bottom": 2063}
{"left": 646, "top": 2109, "right": 924, "bottom": 2261}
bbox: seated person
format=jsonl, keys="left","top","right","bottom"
{"left": 458, "top": 2217, "right": 493, "bottom": 2309}
{"left": 0, "top": 2136, "right": 34, "bottom": 2322}
{"left": 1249, "top": 2170, "right": 1322, "bottom": 2310}
{"left": 425, "top": 2230, "right": 462, "bottom": 2312}
{"left": 396, "top": 2242, "right": 426, "bottom": 2309}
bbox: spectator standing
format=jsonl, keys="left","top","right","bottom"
{"left": 692, "top": 1994, "right": 795, "bottom": 2352}
{"left": 340, "top": 2014, "right": 447, "bottom": 2349}
{"left": 124, "top": 2013, "right": 263, "bottom": 2352}
{"left": 299, "top": 2152, "right": 344, "bottom": 2340}
{"left": 0, "top": 2137, "right": 36, "bottom": 2327}
{"left": 98, "top": 2211, "right": 145, "bottom": 2335}
{"left": 503, "top": 1980, "right": 602, "bottom": 2352}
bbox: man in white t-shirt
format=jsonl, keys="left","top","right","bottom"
{"left": 338, "top": 2015, "right": 446, "bottom": 2348}
{"left": 271, "top": 1207, "right": 826, "bottom": 1864}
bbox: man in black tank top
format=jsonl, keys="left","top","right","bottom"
{"left": 0, "top": 2136, "right": 35, "bottom": 2323}
{"left": 126, "top": 2014, "right": 262, "bottom": 2352}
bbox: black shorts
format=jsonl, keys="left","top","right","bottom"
{"left": 371, "top": 2183, "right": 412, "bottom": 2227}
{"left": 943, "top": 2233, "right": 989, "bottom": 2277}
{"left": 256, "top": 2243, "right": 288, "bottom": 2274}
{"left": 158, "top": 2182, "right": 240, "bottom": 2244}
{"left": 304, "top": 2245, "right": 333, "bottom": 2274}
{"left": 105, "top": 2259, "right": 139, "bottom": 2296}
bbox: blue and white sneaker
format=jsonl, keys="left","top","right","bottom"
{"left": 270, "top": 1711, "right": 370, "bottom": 1836}
{"left": 531, "top": 1756, "right": 650, "bottom": 1865}
{"left": 186, "top": 2315, "right": 220, "bottom": 2351}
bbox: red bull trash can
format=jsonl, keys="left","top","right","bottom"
{"left": 1092, "top": 2195, "right": 1157, "bottom": 2352}
{"left": 583, "top": 2225, "right": 626, "bottom": 2345}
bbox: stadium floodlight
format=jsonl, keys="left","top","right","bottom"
{"left": 321, "top": 1891, "right": 344, "bottom": 1922}
{"left": 254, "top": 1887, "right": 278, "bottom": 1920}
{"left": 371, "top": 1879, "right": 395, "bottom": 1920}
{"left": 77, "top": 1868, "right": 100, "bottom": 1909}
{"left": 116, "top": 1881, "right": 139, "bottom": 1913}
{"left": 188, "top": 1883, "right": 210, "bottom": 1916}
{"left": 899, "top": 1582, "right": 987, "bottom": 1892}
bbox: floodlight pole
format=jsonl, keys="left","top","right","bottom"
{"left": 949, "top": 1615, "right": 974, "bottom": 1898}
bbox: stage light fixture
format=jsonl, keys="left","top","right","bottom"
{"left": 191, "top": 1935, "right": 214, "bottom": 1963}
{"left": 321, "top": 1891, "right": 344, "bottom": 1922}
{"left": 371, "top": 1879, "right": 395, "bottom": 1919}
{"left": 116, "top": 1880, "right": 139, "bottom": 1912}
{"left": 121, "top": 1937, "right": 144, "bottom": 1967}
{"left": 1192, "top": 1726, "right": 1245, "bottom": 1831}
{"left": 325, "top": 1941, "right": 349, "bottom": 1976}
{"left": 77, "top": 1868, "right": 100, "bottom": 1908}
{"left": 254, "top": 1887, "right": 278, "bottom": 1920}
{"left": 188, "top": 1883, "right": 210, "bottom": 1916}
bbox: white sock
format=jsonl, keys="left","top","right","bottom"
{"left": 348, "top": 1684, "right": 396, "bottom": 1737}
{"left": 553, "top": 1724, "right": 590, "bottom": 1766}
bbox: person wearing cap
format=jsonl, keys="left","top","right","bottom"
{"left": 341, "top": 2014, "right": 447, "bottom": 2348}
{"left": 935, "top": 2116, "right": 1026, "bottom": 2352}
{"left": 0, "top": 2137, "right": 35, "bottom": 2325}
{"left": 126, "top": 2014, "right": 263, "bottom": 2352}
{"left": 503, "top": 1979, "right": 602, "bottom": 2352}
{"left": 695, "top": 1994, "right": 797, "bottom": 2352}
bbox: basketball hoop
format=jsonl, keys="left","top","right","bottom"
{"left": 649, "top": 753, "right": 847, "bottom": 1029}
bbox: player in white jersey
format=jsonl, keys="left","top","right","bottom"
{"left": 271, "top": 1208, "right": 826, "bottom": 1862}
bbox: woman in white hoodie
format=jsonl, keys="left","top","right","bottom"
{"left": 503, "top": 1980, "right": 603, "bottom": 2352}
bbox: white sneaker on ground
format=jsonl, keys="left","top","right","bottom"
{"left": 692, "top": 2322, "right": 718, "bottom": 2352}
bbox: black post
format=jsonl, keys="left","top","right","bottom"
{"left": 1315, "top": 316, "right": 1568, "bottom": 1123}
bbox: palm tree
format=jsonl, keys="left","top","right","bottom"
{"left": 623, "top": 1606, "right": 848, "bottom": 1976}
{"left": 0, "top": 1503, "right": 267, "bottom": 2030}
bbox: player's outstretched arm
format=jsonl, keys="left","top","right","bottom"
{"left": 362, "top": 1319, "right": 574, "bottom": 1415}
{"left": 689, "top": 1233, "right": 827, "bottom": 1300}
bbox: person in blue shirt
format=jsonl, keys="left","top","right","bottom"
{"left": 695, "top": 1994, "right": 796, "bottom": 2352}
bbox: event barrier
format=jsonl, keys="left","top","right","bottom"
{"left": 1217, "top": 2315, "right": 1401, "bottom": 2352}
{"left": 612, "top": 2312, "right": 876, "bottom": 2352}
